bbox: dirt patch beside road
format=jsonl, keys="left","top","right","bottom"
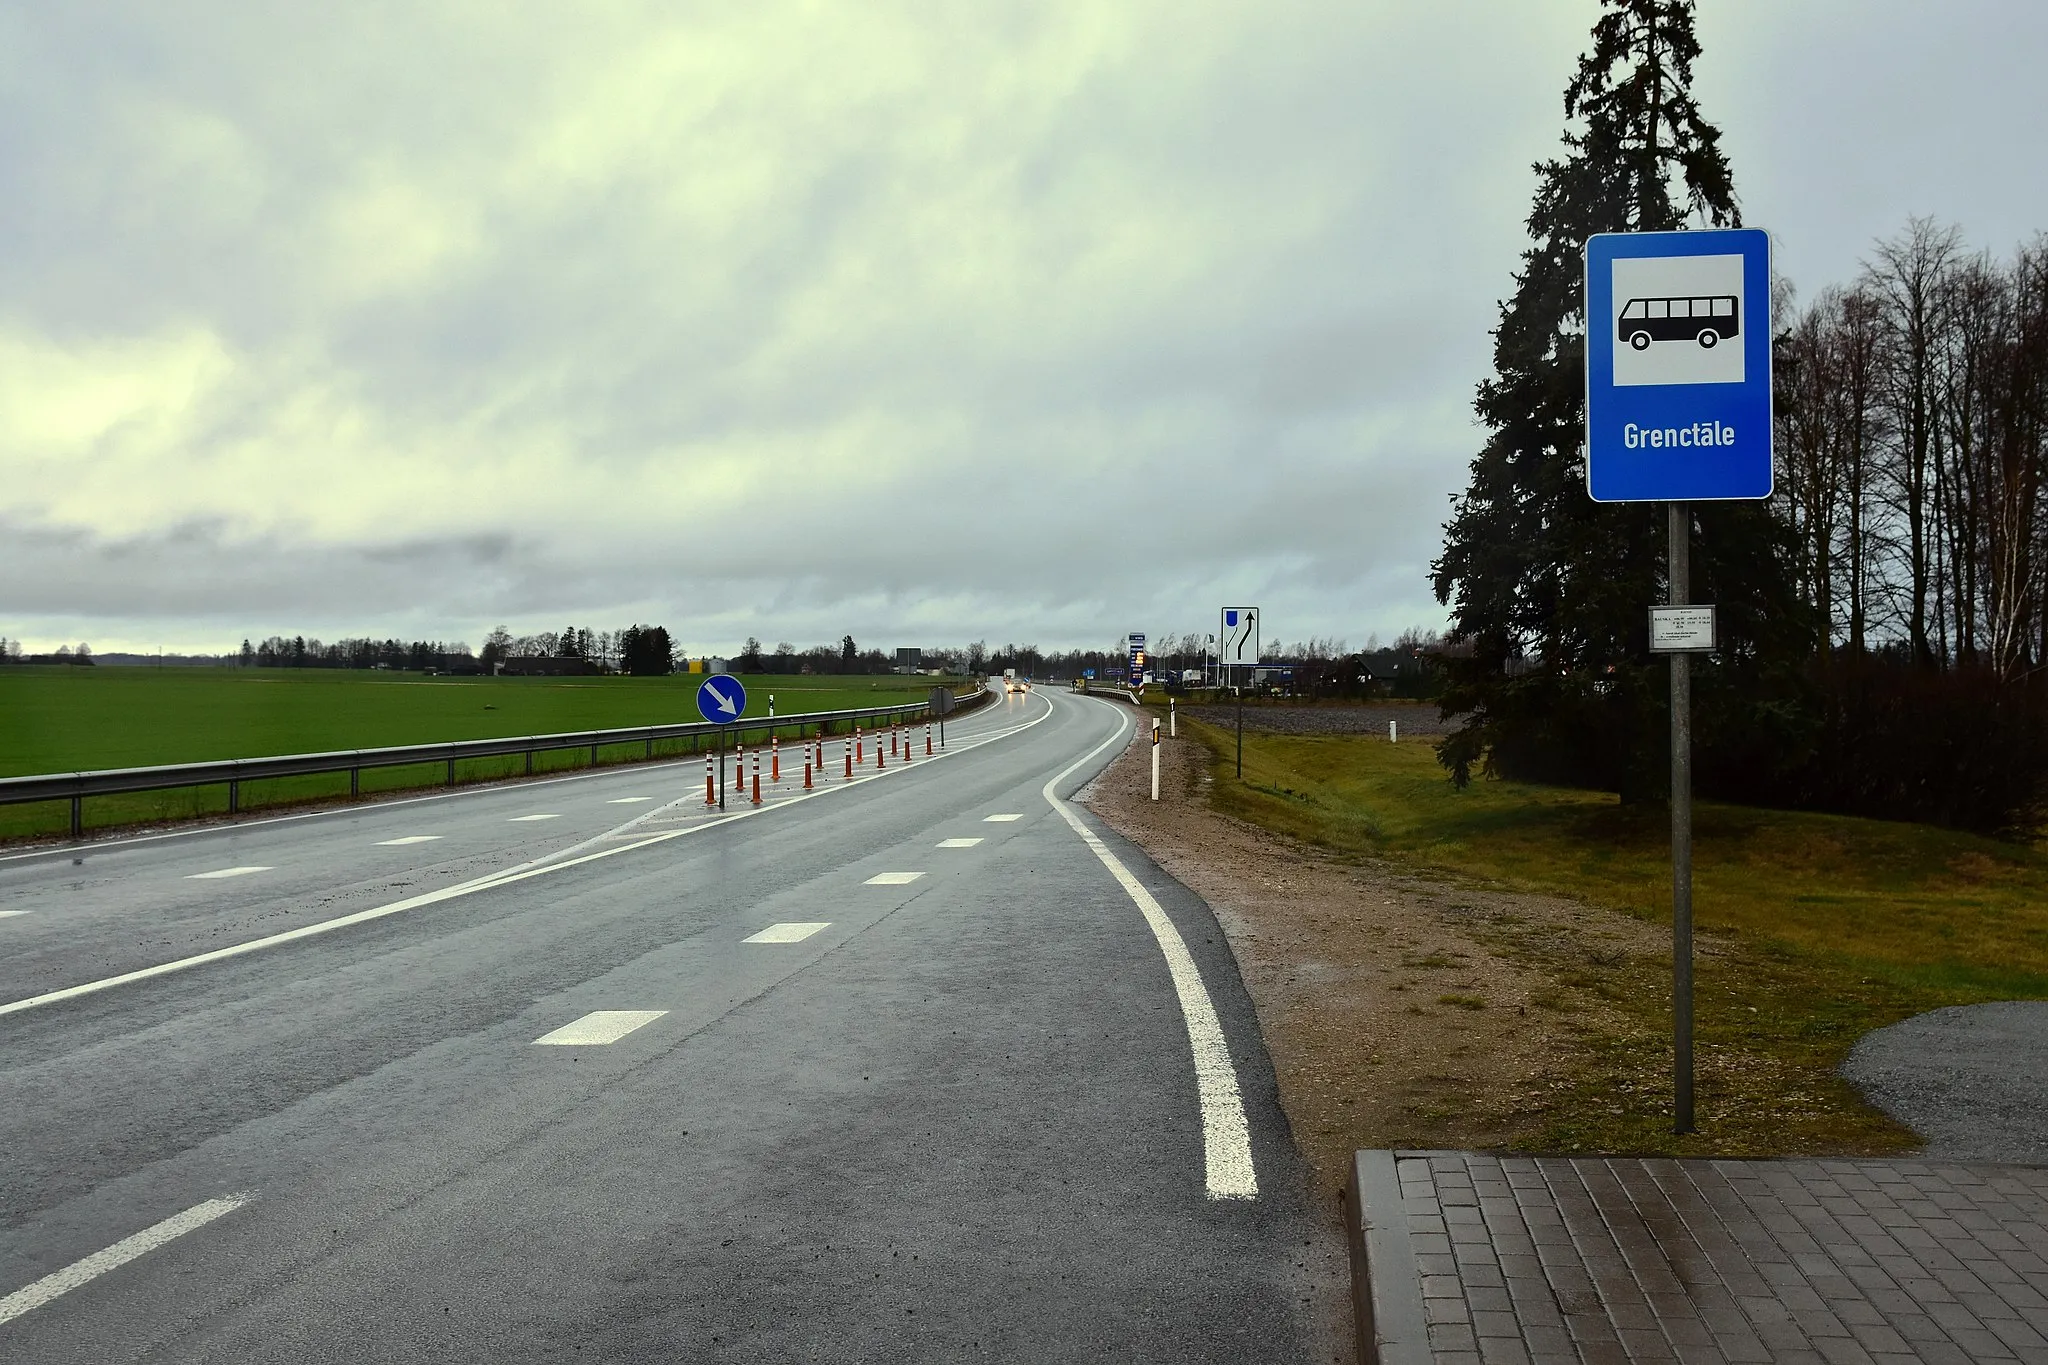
{"left": 1079, "top": 726, "right": 1665, "bottom": 1210}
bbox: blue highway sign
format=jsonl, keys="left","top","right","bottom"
{"left": 1585, "top": 228, "right": 1772, "bottom": 503}
{"left": 696, "top": 675, "right": 747, "bottom": 724}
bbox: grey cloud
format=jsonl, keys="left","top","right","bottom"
{"left": 3, "top": 3, "right": 2045, "bottom": 656}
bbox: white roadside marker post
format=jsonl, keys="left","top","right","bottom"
{"left": 1169, "top": 697, "right": 1176, "bottom": 738}
{"left": 1150, "top": 717, "right": 1161, "bottom": 801}
{"left": 1389, "top": 719, "right": 1397, "bottom": 744}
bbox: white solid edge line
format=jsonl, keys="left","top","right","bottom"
{"left": 0, "top": 692, "right": 1031, "bottom": 866}
{"left": 0, "top": 693, "right": 1056, "bottom": 1019}
{"left": 1040, "top": 694, "right": 1257, "bottom": 1201}
{"left": 0, "top": 1194, "right": 250, "bottom": 1327}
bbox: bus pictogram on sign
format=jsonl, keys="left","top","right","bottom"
{"left": 1618, "top": 294, "right": 1739, "bottom": 351}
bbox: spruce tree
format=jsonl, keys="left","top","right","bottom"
{"left": 1433, "top": 0, "right": 1811, "bottom": 800}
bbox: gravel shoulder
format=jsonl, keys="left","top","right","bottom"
{"left": 1841, "top": 1001, "right": 2048, "bottom": 1163}
{"left": 1078, "top": 724, "right": 1667, "bottom": 1208}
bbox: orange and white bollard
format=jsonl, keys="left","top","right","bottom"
{"left": 926, "top": 722, "right": 933, "bottom": 756}
{"left": 890, "top": 722, "right": 898, "bottom": 756}
{"left": 751, "top": 748, "right": 762, "bottom": 805}
{"left": 771, "top": 735, "right": 780, "bottom": 783}
{"left": 804, "top": 752, "right": 813, "bottom": 789}
{"left": 856, "top": 726, "right": 864, "bottom": 763}
{"left": 876, "top": 733, "right": 885, "bottom": 769}
{"left": 843, "top": 738, "right": 853, "bottom": 778}
{"left": 704, "top": 752, "right": 715, "bottom": 806}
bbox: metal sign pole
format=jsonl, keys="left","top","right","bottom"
{"left": 1669, "top": 500, "right": 1695, "bottom": 1134}
{"left": 1236, "top": 684, "right": 1244, "bottom": 778}
{"left": 1587, "top": 228, "right": 1771, "bottom": 1137}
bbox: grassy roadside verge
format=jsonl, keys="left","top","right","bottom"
{"left": 1183, "top": 715, "right": 2048, "bottom": 1156}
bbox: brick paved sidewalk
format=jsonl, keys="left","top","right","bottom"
{"left": 1345, "top": 1150, "right": 2048, "bottom": 1365}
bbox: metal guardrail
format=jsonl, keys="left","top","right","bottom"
{"left": 2, "top": 681, "right": 991, "bottom": 839}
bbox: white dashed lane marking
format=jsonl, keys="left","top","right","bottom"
{"left": 606, "top": 797, "right": 654, "bottom": 804}
{"left": 0, "top": 911, "right": 27, "bottom": 919}
{"left": 374, "top": 836, "right": 442, "bottom": 846}
{"left": 743, "top": 922, "right": 831, "bottom": 944}
{"left": 864, "top": 872, "right": 924, "bottom": 885}
{"left": 508, "top": 814, "right": 562, "bottom": 822}
{"left": 532, "top": 1010, "right": 668, "bottom": 1046}
{"left": 984, "top": 813, "right": 1023, "bottom": 822}
{"left": 0, "top": 1194, "right": 250, "bottom": 1328}
{"left": 186, "top": 866, "right": 272, "bottom": 880}
{"left": 937, "top": 837, "right": 983, "bottom": 848}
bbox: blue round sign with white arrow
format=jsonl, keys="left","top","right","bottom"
{"left": 696, "top": 675, "right": 747, "bottom": 724}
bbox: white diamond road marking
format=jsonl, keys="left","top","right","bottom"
{"left": 937, "top": 837, "right": 983, "bottom": 848}
{"left": 508, "top": 814, "right": 562, "bottom": 822}
{"left": 374, "top": 835, "right": 442, "bottom": 846}
{"left": 186, "top": 866, "right": 272, "bottom": 880}
{"left": 984, "top": 813, "right": 1023, "bottom": 822}
{"left": 607, "top": 797, "right": 654, "bottom": 804}
{"left": 864, "top": 872, "right": 924, "bottom": 885}
{"left": 532, "top": 1010, "right": 668, "bottom": 1046}
{"left": 743, "top": 922, "right": 831, "bottom": 944}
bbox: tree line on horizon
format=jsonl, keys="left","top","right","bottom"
{"left": 1433, "top": 0, "right": 2048, "bottom": 835}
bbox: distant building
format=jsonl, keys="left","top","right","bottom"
{"left": 496, "top": 656, "right": 606, "bottom": 677}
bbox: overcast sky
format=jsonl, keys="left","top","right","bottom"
{"left": 3, "top": 1, "right": 2044, "bottom": 658}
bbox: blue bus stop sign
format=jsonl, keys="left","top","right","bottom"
{"left": 1586, "top": 228, "right": 1772, "bottom": 503}
{"left": 696, "top": 675, "right": 747, "bottom": 724}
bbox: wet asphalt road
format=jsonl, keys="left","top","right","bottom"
{"left": 0, "top": 687, "right": 1324, "bottom": 1363}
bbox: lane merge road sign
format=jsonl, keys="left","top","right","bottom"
{"left": 1586, "top": 227, "right": 1772, "bottom": 503}
{"left": 1220, "top": 607, "right": 1259, "bottom": 681}
{"left": 696, "top": 675, "right": 747, "bottom": 724}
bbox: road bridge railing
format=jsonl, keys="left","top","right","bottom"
{"left": 3, "top": 681, "right": 990, "bottom": 840}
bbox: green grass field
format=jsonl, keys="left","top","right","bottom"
{"left": 0, "top": 666, "right": 953, "bottom": 839}
{"left": 1184, "top": 714, "right": 2048, "bottom": 1156}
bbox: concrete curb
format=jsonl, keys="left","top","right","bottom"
{"left": 1345, "top": 1151, "right": 1431, "bottom": 1365}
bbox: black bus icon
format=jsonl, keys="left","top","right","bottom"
{"left": 1619, "top": 294, "right": 1739, "bottom": 350}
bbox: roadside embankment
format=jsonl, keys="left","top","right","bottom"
{"left": 1084, "top": 711, "right": 2048, "bottom": 1193}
